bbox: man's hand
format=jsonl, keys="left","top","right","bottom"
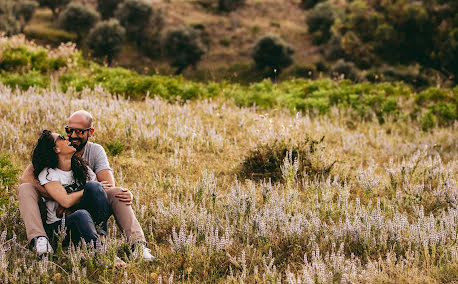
{"left": 100, "top": 181, "right": 114, "bottom": 190}
{"left": 56, "top": 205, "right": 76, "bottom": 218}
{"left": 114, "top": 188, "right": 133, "bottom": 205}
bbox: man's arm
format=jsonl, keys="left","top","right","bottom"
{"left": 19, "top": 164, "right": 51, "bottom": 198}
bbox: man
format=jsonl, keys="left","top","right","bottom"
{"left": 17, "top": 110, "right": 153, "bottom": 262}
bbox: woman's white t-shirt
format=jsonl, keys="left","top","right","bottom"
{"left": 38, "top": 167, "right": 96, "bottom": 224}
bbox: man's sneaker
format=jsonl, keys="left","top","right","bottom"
{"left": 133, "top": 243, "right": 154, "bottom": 261}
{"left": 34, "top": 236, "right": 53, "bottom": 256}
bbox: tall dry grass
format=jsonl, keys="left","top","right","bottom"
{"left": 0, "top": 82, "right": 457, "bottom": 283}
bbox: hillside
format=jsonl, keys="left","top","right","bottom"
{"left": 24, "top": 0, "right": 319, "bottom": 78}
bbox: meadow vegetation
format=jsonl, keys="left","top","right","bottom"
{"left": 0, "top": 36, "right": 457, "bottom": 283}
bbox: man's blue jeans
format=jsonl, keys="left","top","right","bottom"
{"left": 45, "top": 181, "right": 110, "bottom": 247}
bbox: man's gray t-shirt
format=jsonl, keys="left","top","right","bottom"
{"left": 82, "top": 142, "right": 112, "bottom": 175}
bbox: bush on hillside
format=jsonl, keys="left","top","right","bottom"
{"left": 97, "top": 0, "right": 123, "bottom": 19}
{"left": 0, "top": 0, "right": 20, "bottom": 35}
{"left": 305, "top": 1, "right": 336, "bottom": 44}
{"left": 237, "top": 137, "right": 334, "bottom": 182}
{"left": 37, "top": 0, "right": 70, "bottom": 26}
{"left": 115, "top": 0, "right": 161, "bottom": 46}
{"left": 138, "top": 8, "right": 164, "bottom": 58}
{"left": 59, "top": 2, "right": 100, "bottom": 44}
{"left": 162, "top": 26, "right": 206, "bottom": 75}
{"left": 87, "top": 19, "right": 125, "bottom": 66}
{"left": 329, "top": 60, "right": 360, "bottom": 81}
{"left": 218, "top": 0, "right": 245, "bottom": 12}
{"left": 252, "top": 34, "right": 295, "bottom": 80}
{"left": 14, "top": 0, "right": 38, "bottom": 33}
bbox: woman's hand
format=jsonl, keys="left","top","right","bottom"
{"left": 115, "top": 188, "right": 133, "bottom": 205}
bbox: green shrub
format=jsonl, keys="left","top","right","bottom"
{"left": 115, "top": 0, "right": 159, "bottom": 45}
{"left": 0, "top": 0, "right": 20, "bottom": 35}
{"left": 0, "top": 154, "right": 20, "bottom": 208}
{"left": 87, "top": 19, "right": 126, "bottom": 65}
{"left": 0, "top": 70, "right": 50, "bottom": 89}
{"left": 0, "top": 154, "right": 20, "bottom": 189}
{"left": 252, "top": 34, "right": 295, "bottom": 79}
{"left": 329, "top": 60, "right": 360, "bottom": 81}
{"left": 305, "top": 1, "right": 336, "bottom": 44}
{"left": 59, "top": 2, "right": 100, "bottom": 43}
{"left": 105, "top": 139, "right": 125, "bottom": 156}
{"left": 162, "top": 26, "right": 206, "bottom": 75}
{"left": 97, "top": 0, "right": 123, "bottom": 19}
{"left": 0, "top": 46, "right": 68, "bottom": 73}
{"left": 237, "top": 137, "right": 334, "bottom": 182}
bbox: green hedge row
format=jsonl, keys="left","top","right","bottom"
{"left": 0, "top": 39, "right": 456, "bottom": 130}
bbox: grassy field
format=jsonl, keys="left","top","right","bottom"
{"left": 0, "top": 37, "right": 457, "bottom": 283}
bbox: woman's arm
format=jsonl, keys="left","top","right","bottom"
{"left": 44, "top": 181, "right": 83, "bottom": 208}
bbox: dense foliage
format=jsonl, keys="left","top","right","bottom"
{"left": 97, "top": 0, "right": 123, "bottom": 19}
{"left": 316, "top": 0, "right": 458, "bottom": 84}
{"left": 87, "top": 19, "right": 125, "bottom": 65}
{"left": 0, "top": 0, "right": 38, "bottom": 35}
{"left": 59, "top": 2, "right": 100, "bottom": 43}
{"left": 252, "top": 34, "right": 295, "bottom": 79}
{"left": 162, "top": 26, "right": 206, "bottom": 75}
{"left": 115, "top": 0, "right": 156, "bottom": 46}
{"left": 0, "top": 35, "right": 456, "bottom": 130}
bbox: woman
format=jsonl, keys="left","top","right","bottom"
{"left": 31, "top": 130, "right": 110, "bottom": 248}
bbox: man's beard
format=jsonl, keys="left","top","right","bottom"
{"left": 69, "top": 137, "right": 87, "bottom": 152}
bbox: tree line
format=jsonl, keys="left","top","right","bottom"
{"left": 1, "top": 0, "right": 456, "bottom": 84}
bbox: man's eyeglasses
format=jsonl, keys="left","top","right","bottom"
{"left": 54, "top": 134, "right": 66, "bottom": 143}
{"left": 65, "top": 126, "right": 91, "bottom": 136}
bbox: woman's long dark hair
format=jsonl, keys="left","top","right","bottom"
{"left": 32, "top": 130, "right": 89, "bottom": 188}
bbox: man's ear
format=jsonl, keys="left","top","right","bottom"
{"left": 88, "top": 128, "right": 95, "bottom": 137}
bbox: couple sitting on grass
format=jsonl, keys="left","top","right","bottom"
{"left": 17, "top": 110, "right": 152, "bottom": 268}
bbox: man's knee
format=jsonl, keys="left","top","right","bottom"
{"left": 17, "top": 183, "right": 39, "bottom": 201}
{"left": 106, "top": 187, "right": 127, "bottom": 201}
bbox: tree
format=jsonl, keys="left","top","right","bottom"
{"left": 37, "top": 0, "right": 70, "bottom": 26}
{"left": 114, "top": 0, "right": 154, "bottom": 45}
{"left": 0, "top": 0, "right": 20, "bottom": 35}
{"left": 252, "top": 34, "right": 295, "bottom": 80}
{"left": 97, "top": 0, "right": 123, "bottom": 20}
{"left": 162, "top": 26, "right": 206, "bottom": 75}
{"left": 59, "top": 2, "right": 99, "bottom": 44}
{"left": 305, "top": 1, "right": 336, "bottom": 44}
{"left": 87, "top": 19, "right": 125, "bottom": 66}
{"left": 14, "top": 0, "right": 38, "bottom": 33}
